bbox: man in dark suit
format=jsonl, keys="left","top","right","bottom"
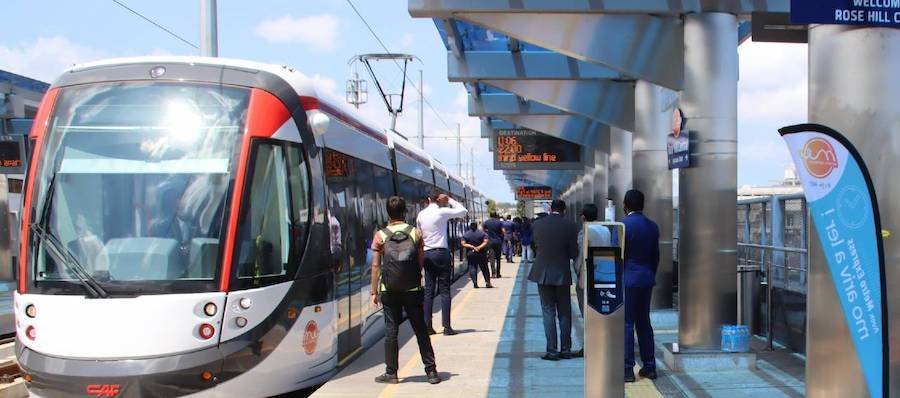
{"left": 622, "top": 190, "right": 660, "bottom": 382}
{"left": 529, "top": 199, "right": 579, "bottom": 361}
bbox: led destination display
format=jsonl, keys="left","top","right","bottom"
{"left": 515, "top": 186, "right": 552, "bottom": 200}
{"left": 494, "top": 128, "right": 582, "bottom": 170}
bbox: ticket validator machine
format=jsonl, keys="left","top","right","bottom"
{"left": 583, "top": 222, "right": 625, "bottom": 398}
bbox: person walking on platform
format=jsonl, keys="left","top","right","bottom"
{"left": 483, "top": 212, "right": 505, "bottom": 278}
{"left": 572, "top": 204, "right": 611, "bottom": 357}
{"left": 417, "top": 190, "right": 467, "bottom": 336}
{"left": 520, "top": 217, "right": 534, "bottom": 265}
{"left": 461, "top": 221, "right": 492, "bottom": 288}
{"left": 370, "top": 196, "right": 441, "bottom": 385}
{"left": 622, "top": 190, "right": 660, "bottom": 382}
{"left": 512, "top": 217, "right": 523, "bottom": 256}
{"left": 502, "top": 215, "right": 515, "bottom": 263}
{"left": 529, "top": 199, "right": 579, "bottom": 361}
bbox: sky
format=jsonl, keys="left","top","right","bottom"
{"left": 0, "top": 0, "right": 807, "bottom": 202}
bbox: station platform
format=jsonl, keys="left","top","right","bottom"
{"left": 311, "top": 259, "right": 806, "bottom": 398}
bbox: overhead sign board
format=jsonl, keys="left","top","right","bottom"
{"left": 494, "top": 128, "right": 581, "bottom": 170}
{"left": 791, "top": 0, "right": 900, "bottom": 27}
{"left": 515, "top": 186, "right": 552, "bottom": 200}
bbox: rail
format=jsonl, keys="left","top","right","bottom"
{"left": 737, "top": 193, "right": 808, "bottom": 351}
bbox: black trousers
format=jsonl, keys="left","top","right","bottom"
{"left": 467, "top": 255, "right": 490, "bottom": 286}
{"left": 488, "top": 242, "right": 502, "bottom": 277}
{"left": 537, "top": 284, "right": 573, "bottom": 354}
{"left": 423, "top": 249, "right": 452, "bottom": 329}
{"left": 381, "top": 290, "right": 436, "bottom": 375}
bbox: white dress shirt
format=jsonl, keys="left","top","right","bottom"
{"left": 416, "top": 198, "right": 468, "bottom": 250}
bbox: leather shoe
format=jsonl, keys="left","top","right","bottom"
{"left": 572, "top": 349, "right": 584, "bottom": 358}
{"left": 540, "top": 353, "right": 560, "bottom": 361}
{"left": 427, "top": 371, "right": 441, "bottom": 384}
{"left": 374, "top": 373, "right": 399, "bottom": 384}
{"left": 559, "top": 352, "right": 572, "bottom": 360}
{"left": 485, "top": 284, "right": 494, "bottom": 288}
{"left": 624, "top": 368, "right": 636, "bottom": 383}
{"left": 638, "top": 367, "right": 658, "bottom": 380}
{"left": 427, "top": 328, "right": 437, "bottom": 335}
{"left": 443, "top": 327, "right": 458, "bottom": 336}
{"left": 473, "top": 284, "right": 480, "bottom": 288}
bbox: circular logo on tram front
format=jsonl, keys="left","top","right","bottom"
{"left": 801, "top": 138, "right": 838, "bottom": 178}
{"left": 302, "top": 320, "right": 319, "bottom": 355}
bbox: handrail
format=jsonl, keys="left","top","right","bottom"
{"left": 737, "top": 242, "right": 807, "bottom": 254}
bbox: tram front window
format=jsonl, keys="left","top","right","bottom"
{"left": 30, "top": 82, "right": 249, "bottom": 292}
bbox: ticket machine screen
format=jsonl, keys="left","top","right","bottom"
{"left": 586, "top": 247, "right": 623, "bottom": 315}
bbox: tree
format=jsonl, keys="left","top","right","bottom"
{"left": 516, "top": 200, "right": 527, "bottom": 217}
{"left": 486, "top": 199, "right": 497, "bottom": 215}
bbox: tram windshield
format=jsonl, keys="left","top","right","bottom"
{"left": 29, "top": 82, "right": 249, "bottom": 292}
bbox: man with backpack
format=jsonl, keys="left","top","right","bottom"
{"left": 370, "top": 196, "right": 441, "bottom": 385}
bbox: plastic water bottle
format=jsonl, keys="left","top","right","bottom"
{"left": 721, "top": 325, "right": 750, "bottom": 352}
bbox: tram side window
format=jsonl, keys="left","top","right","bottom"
{"left": 285, "top": 145, "right": 310, "bottom": 267}
{"left": 233, "top": 142, "right": 292, "bottom": 282}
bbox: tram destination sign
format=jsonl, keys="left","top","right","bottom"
{"left": 791, "top": 0, "right": 900, "bottom": 26}
{"left": 515, "top": 186, "right": 553, "bottom": 201}
{"left": 494, "top": 128, "right": 582, "bottom": 170}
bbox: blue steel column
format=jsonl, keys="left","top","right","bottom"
{"left": 678, "top": 13, "right": 738, "bottom": 350}
{"left": 806, "top": 24, "right": 900, "bottom": 397}
{"left": 634, "top": 81, "right": 675, "bottom": 308}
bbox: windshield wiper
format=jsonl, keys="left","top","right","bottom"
{"left": 30, "top": 173, "right": 108, "bottom": 298}
{"left": 30, "top": 223, "right": 108, "bottom": 298}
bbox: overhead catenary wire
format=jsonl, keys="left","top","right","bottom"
{"left": 344, "top": 0, "right": 497, "bottom": 177}
{"left": 344, "top": 0, "right": 465, "bottom": 142}
{"left": 110, "top": 0, "right": 199, "bottom": 50}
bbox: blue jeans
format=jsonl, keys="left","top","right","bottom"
{"left": 423, "top": 249, "right": 452, "bottom": 329}
{"left": 521, "top": 244, "right": 533, "bottom": 262}
{"left": 502, "top": 239, "right": 513, "bottom": 260}
{"left": 625, "top": 285, "right": 656, "bottom": 370}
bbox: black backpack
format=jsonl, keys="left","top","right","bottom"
{"left": 380, "top": 225, "right": 421, "bottom": 292}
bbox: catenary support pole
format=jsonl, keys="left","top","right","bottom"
{"left": 199, "top": 0, "right": 218, "bottom": 57}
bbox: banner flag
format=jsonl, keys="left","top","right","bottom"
{"left": 779, "top": 124, "right": 887, "bottom": 397}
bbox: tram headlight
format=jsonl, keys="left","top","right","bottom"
{"left": 203, "top": 302, "right": 217, "bottom": 317}
{"left": 235, "top": 317, "right": 248, "bottom": 328}
{"left": 25, "top": 304, "right": 36, "bottom": 318}
{"left": 25, "top": 325, "right": 35, "bottom": 341}
{"left": 239, "top": 297, "right": 252, "bottom": 310}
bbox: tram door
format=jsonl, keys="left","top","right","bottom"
{"left": 325, "top": 150, "right": 362, "bottom": 361}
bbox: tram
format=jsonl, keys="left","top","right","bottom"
{"left": 13, "top": 56, "right": 483, "bottom": 397}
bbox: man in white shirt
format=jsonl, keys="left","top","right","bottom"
{"left": 416, "top": 190, "right": 468, "bottom": 335}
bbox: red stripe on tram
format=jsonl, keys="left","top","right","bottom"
{"left": 19, "top": 88, "right": 60, "bottom": 294}
{"left": 219, "top": 89, "right": 292, "bottom": 292}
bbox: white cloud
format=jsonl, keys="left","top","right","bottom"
{"left": 0, "top": 36, "right": 109, "bottom": 82}
{"left": 254, "top": 14, "right": 341, "bottom": 52}
{"left": 311, "top": 73, "right": 339, "bottom": 99}
{"left": 737, "top": 40, "right": 808, "bottom": 186}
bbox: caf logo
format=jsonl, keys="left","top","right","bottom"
{"left": 303, "top": 320, "right": 319, "bottom": 355}
{"left": 801, "top": 138, "right": 838, "bottom": 178}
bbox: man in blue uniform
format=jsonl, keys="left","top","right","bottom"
{"left": 482, "top": 212, "right": 505, "bottom": 278}
{"left": 622, "top": 190, "right": 660, "bottom": 382}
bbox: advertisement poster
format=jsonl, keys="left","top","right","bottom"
{"left": 779, "top": 123, "right": 887, "bottom": 398}
{"left": 667, "top": 108, "right": 689, "bottom": 169}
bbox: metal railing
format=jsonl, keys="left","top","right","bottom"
{"left": 736, "top": 193, "right": 808, "bottom": 351}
